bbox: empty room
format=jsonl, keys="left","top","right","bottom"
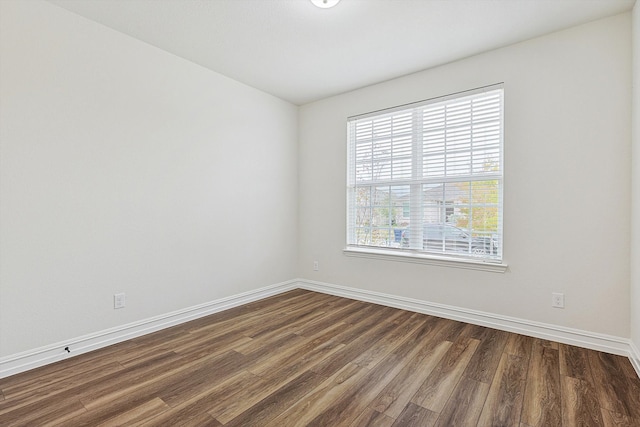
{"left": 1, "top": 0, "right": 639, "bottom": 425}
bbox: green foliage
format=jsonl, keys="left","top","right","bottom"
{"left": 355, "top": 187, "right": 396, "bottom": 227}
{"left": 454, "top": 180, "right": 499, "bottom": 234}
{"left": 454, "top": 161, "right": 499, "bottom": 234}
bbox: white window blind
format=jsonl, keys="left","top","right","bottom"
{"left": 347, "top": 84, "right": 503, "bottom": 262}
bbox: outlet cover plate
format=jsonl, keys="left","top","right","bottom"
{"left": 552, "top": 292, "right": 564, "bottom": 308}
{"left": 114, "top": 293, "right": 126, "bottom": 309}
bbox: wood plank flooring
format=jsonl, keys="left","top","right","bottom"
{"left": 1, "top": 289, "right": 638, "bottom": 426}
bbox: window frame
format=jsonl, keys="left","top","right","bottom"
{"left": 345, "top": 84, "right": 507, "bottom": 272}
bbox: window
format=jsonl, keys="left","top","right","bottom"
{"left": 346, "top": 85, "right": 503, "bottom": 263}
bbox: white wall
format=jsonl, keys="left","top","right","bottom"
{"left": 0, "top": 0, "right": 298, "bottom": 357}
{"left": 631, "top": 2, "right": 640, "bottom": 356}
{"left": 299, "top": 13, "right": 632, "bottom": 338}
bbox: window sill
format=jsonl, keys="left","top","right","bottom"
{"left": 343, "top": 247, "right": 508, "bottom": 273}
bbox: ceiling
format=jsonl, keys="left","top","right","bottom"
{"left": 48, "top": 0, "right": 635, "bottom": 105}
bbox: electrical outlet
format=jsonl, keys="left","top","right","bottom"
{"left": 313, "top": 260, "right": 319, "bottom": 271}
{"left": 114, "top": 293, "right": 126, "bottom": 309}
{"left": 552, "top": 292, "right": 564, "bottom": 308}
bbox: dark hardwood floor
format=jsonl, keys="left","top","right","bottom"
{"left": 1, "top": 289, "right": 638, "bottom": 426}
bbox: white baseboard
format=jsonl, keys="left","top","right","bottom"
{"left": 630, "top": 340, "right": 640, "bottom": 378}
{"left": 2, "top": 277, "right": 637, "bottom": 380}
{"left": 297, "top": 279, "right": 635, "bottom": 359}
{"left": 0, "top": 280, "right": 297, "bottom": 379}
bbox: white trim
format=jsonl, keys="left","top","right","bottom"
{"left": 2, "top": 278, "right": 637, "bottom": 380}
{"left": 348, "top": 83, "right": 504, "bottom": 121}
{"left": 343, "top": 247, "right": 508, "bottom": 273}
{"left": 296, "top": 279, "right": 634, "bottom": 358}
{"left": 630, "top": 340, "right": 640, "bottom": 378}
{"left": 0, "top": 280, "right": 297, "bottom": 379}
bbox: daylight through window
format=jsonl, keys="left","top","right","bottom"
{"left": 346, "top": 85, "right": 504, "bottom": 262}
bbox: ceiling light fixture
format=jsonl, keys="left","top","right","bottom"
{"left": 310, "top": 0, "right": 341, "bottom": 9}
